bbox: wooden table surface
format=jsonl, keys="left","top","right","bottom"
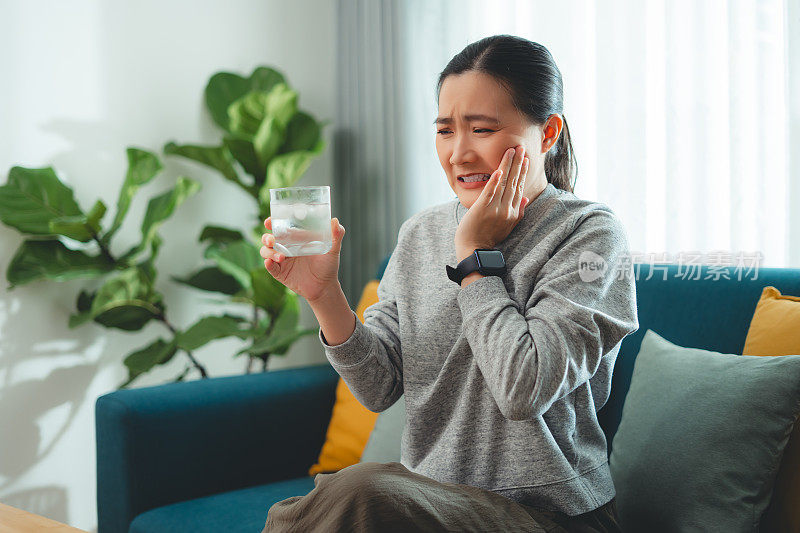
{"left": 0, "top": 502, "right": 88, "bottom": 532}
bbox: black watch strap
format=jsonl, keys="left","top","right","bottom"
{"left": 446, "top": 252, "right": 480, "bottom": 284}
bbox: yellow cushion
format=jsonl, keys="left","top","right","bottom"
{"left": 355, "top": 280, "right": 381, "bottom": 324}
{"left": 742, "top": 286, "right": 800, "bottom": 532}
{"left": 743, "top": 286, "right": 800, "bottom": 355}
{"left": 308, "top": 280, "right": 382, "bottom": 475}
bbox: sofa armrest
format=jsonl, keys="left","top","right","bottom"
{"left": 96, "top": 363, "right": 338, "bottom": 533}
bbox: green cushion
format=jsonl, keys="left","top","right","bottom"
{"left": 359, "top": 394, "right": 405, "bottom": 463}
{"left": 609, "top": 329, "right": 800, "bottom": 532}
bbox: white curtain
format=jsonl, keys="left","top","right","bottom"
{"left": 388, "top": 0, "right": 797, "bottom": 268}
{"left": 335, "top": 0, "right": 408, "bottom": 302}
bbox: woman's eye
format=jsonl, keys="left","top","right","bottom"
{"left": 436, "top": 128, "right": 494, "bottom": 135}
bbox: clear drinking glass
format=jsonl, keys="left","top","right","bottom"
{"left": 268, "top": 186, "right": 332, "bottom": 257}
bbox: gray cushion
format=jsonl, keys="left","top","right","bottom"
{"left": 609, "top": 329, "right": 800, "bottom": 532}
{"left": 360, "top": 394, "right": 405, "bottom": 463}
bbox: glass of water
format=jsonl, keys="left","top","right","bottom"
{"left": 268, "top": 186, "right": 332, "bottom": 257}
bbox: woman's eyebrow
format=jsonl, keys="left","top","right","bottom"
{"left": 433, "top": 114, "right": 501, "bottom": 125}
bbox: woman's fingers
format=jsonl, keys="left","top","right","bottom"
{"left": 264, "top": 217, "right": 272, "bottom": 230}
{"left": 484, "top": 168, "right": 502, "bottom": 204}
{"left": 493, "top": 147, "right": 516, "bottom": 202}
{"left": 512, "top": 156, "right": 530, "bottom": 210}
{"left": 487, "top": 148, "right": 515, "bottom": 204}
{"left": 260, "top": 244, "right": 283, "bottom": 263}
{"left": 503, "top": 145, "right": 525, "bottom": 206}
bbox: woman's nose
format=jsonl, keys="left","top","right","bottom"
{"left": 449, "top": 135, "right": 476, "bottom": 166}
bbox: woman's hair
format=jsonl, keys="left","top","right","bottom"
{"left": 437, "top": 35, "right": 577, "bottom": 193}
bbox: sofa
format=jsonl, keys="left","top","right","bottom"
{"left": 95, "top": 262, "right": 800, "bottom": 532}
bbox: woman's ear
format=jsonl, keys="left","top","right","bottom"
{"left": 538, "top": 125, "right": 552, "bottom": 154}
{"left": 542, "top": 114, "right": 563, "bottom": 151}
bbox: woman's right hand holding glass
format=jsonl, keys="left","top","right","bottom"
{"left": 260, "top": 217, "right": 346, "bottom": 303}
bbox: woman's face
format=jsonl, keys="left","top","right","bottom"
{"left": 435, "top": 70, "right": 555, "bottom": 209}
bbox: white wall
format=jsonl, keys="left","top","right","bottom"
{"left": 0, "top": 1, "right": 336, "bottom": 530}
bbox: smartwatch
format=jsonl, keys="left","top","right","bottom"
{"left": 446, "top": 249, "right": 507, "bottom": 285}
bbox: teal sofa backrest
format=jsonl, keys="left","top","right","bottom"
{"left": 598, "top": 263, "right": 800, "bottom": 456}
{"left": 375, "top": 258, "right": 800, "bottom": 457}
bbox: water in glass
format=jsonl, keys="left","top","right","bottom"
{"left": 270, "top": 201, "right": 332, "bottom": 257}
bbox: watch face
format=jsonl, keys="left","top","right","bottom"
{"left": 476, "top": 250, "right": 505, "bottom": 269}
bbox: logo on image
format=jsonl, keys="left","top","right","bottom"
{"left": 578, "top": 251, "right": 607, "bottom": 282}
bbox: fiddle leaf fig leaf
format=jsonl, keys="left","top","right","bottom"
{"left": 248, "top": 66, "right": 286, "bottom": 93}
{"left": 266, "top": 294, "right": 300, "bottom": 349}
{"left": 141, "top": 176, "right": 200, "bottom": 247}
{"left": 280, "top": 111, "right": 322, "bottom": 154}
{"left": 198, "top": 225, "right": 245, "bottom": 245}
{"left": 162, "top": 142, "right": 241, "bottom": 185}
{"left": 253, "top": 117, "right": 285, "bottom": 170}
{"left": 49, "top": 216, "right": 93, "bottom": 242}
{"left": 76, "top": 289, "right": 95, "bottom": 313}
{"left": 205, "top": 73, "right": 250, "bottom": 132}
{"left": 223, "top": 136, "right": 263, "bottom": 183}
{"left": 138, "top": 233, "right": 162, "bottom": 283}
{"left": 119, "top": 176, "right": 200, "bottom": 262}
{"left": 237, "top": 327, "right": 317, "bottom": 357}
{"left": 94, "top": 304, "right": 165, "bottom": 331}
{"left": 0, "top": 166, "right": 83, "bottom": 235}
{"left": 237, "top": 296, "right": 315, "bottom": 356}
{"left": 69, "top": 266, "right": 164, "bottom": 331}
{"left": 205, "top": 67, "right": 286, "bottom": 131}
{"left": 171, "top": 266, "right": 243, "bottom": 295}
{"left": 250, "top": 268, "right": 287, "bottom": 315}
{"left": 6, "top": 240, "right": 114, "bottom": 288}
{"left": 263, "top": 83, "right": 298, "bottom": 128}
{"left": 103, "top": 148, "right": 163, "bottom": 243}
{"left": 175, "top": 314, "right": 251, "bottom": 351}
{"left": 119, "top": 338, "right": 178, "bottom": 389}
{"left": 228, "top": 84, "right": 298, "bottom": 139}
{"left": 228, "top": 92, "right": 266, "bottom": 138}
{"left": 203, "top": 240, "right": 263, "bottom": 291}
{"left": 48, "top": 199, "right": 107, "bottom": 242}
{"left": 85, "top": 200, "right": 107, "bottom": 232}
{"left": 258, "top": 146, "right": 322, "bottom": 204}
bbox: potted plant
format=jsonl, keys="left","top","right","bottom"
{"left": 0, "top": 66, "right": 328, "bottom": 388}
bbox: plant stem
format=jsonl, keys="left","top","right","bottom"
{"left": 91, "top": 232, "right": 116, "bottom": 264}
{"left": 243, "top": 306, "right": 275, "bottom": 373}
{"left": 258, "top": 311, "right": 276, "bottom": 372}
{"left": 246, "top": 305, "right": 260, "bottom": 373}
{"left": 156, "top": 313, "right": 209, "bottom": 378}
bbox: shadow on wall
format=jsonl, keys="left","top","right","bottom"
{"left": 0, "top": 13, "right": 255, "bottom": 524}
{"left": 0, "top": 54, "right": 227, "bottom": 519}
{"left": 0, "top": 228, "right": 106, "bottom": 525}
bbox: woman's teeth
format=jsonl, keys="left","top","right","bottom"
{"left": 460, "top": 174, "right": 491, "bottom": 183}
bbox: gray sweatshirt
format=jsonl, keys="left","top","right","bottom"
{"left": 318, "top": 182, "right": 639, "bottom": 516}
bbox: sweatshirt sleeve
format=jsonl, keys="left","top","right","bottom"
{"left": 317, "top": 224, "right": 407, "bottom": 413}
{"left": 456, "top": 209, "right": 639, "bottom": 420}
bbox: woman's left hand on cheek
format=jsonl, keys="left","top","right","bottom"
{"left": 454, "top": 145, "right": 531, "bottom": 260}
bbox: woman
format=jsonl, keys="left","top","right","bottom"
{"left": 260, "top": 35, "right": 638, "bottom": 532}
